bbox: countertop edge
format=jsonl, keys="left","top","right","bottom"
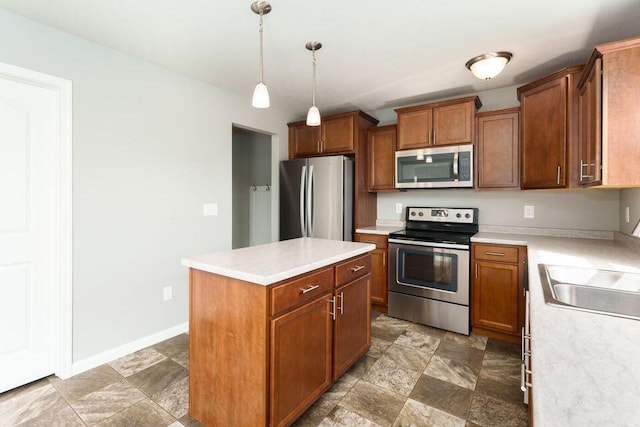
{"left": 181, "top": 242, "right": 375, "bottom": 286}
{"left": 355, "top": 226, "right": 403, "bottom": 236}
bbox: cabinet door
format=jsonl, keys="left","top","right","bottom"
{"left": 476, "top": 110, "right": 520, "bottom": 189}
{"left": 334, "top": 275, "right": 371, "bottom": 379}
{"left": 472, "top": 260, "right": 519, "bottom": 334}
{"left": 397, "top": 108, "right": 433, "bottom": 150}
{"left": 289, "top": 124, "right": 321, "bottom": 158}
{"left": 321, "top": 115, "right": 354, "bottom": 154}
{"left": 369, "top": 249, "right": 388, "bottom": 306}
{"left": 367, "top": 125, "right": 397, "bottom": 191}
{"left": 433, "top": 101, "right": 474, "bottom": 145}
{"left": 520, "top": 77, "right": 568, "bottom": 188}
{"left": 270, "top": 296, "right": 332, "bottom": 427}
{"left": 578, "top": 58, "right": 602, "bottom": 186}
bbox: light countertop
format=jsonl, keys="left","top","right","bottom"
{"left": 474, "top": 230, "right": 640, "bottom": 426}
{"left": 355, "top": 225, "right": 403, "bottom": 235}
{"left": 181, "top": 238, "right": 375, "bottom": 286}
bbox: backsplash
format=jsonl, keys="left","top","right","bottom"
{"left": 377, "top": 189, "right": 621, "bottom": 231}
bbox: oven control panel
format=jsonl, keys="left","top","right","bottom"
{"left": 406, "top": 207, "right": 477, "bottom": 224}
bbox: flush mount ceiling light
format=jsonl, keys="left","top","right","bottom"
{"left": 306, "top": 41, "right": 322, "bottom": 126}
{"left": 251, "top": 1, "right": 271, "bottom": 108}
{"left": 465, "top": 51, "right": 513, "bottom": 81}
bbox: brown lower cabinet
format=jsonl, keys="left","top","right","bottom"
{"left": 189, "top": 254, "right": 371, "bottom": 427}
{"left": 354, "top": 233, "right": 388, "bottom": 313}
{"left": 471, "top": 243, "right": 527, "bottom": 344}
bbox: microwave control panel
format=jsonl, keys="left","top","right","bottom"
{"left": 459, "top": 152, "right": 471, "bottom": 182}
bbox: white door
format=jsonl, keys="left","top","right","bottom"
{"left": 0, "top": 75, "right": 57, "bottom": 393}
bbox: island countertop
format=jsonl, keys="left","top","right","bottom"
{"left": 181, "top": 237, "right": 375, "bottom": 285}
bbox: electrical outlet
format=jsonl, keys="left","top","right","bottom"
{"left": 524, "top": 205, "right": 535, "bottom": 219}
{"left": 395, "top": 203, "right": 403, "bottom": 214}
{"left": 203, "top": 203, "right": 218, "bottom": 216}
{"left": 163, "top": 286, "right": 173, "bottom": 301}
{"left": 625, "top": 206, "right": 630, "bottom": 223}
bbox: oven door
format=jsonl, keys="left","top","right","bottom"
{"left": 388, "top": 241, "right": 470, "bottom": 305}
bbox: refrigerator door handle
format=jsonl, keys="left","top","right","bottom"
{"left": 307, "top": 165, "right": 314, "bottom": 237}
{"left": 300, "top": 165, "right": 307, "bottom": 237}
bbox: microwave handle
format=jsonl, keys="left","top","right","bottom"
{"left": 452, "top": 152, "right": 459, "bottom": 181}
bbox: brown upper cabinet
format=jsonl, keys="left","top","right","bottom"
{"left": 395, "top": 96, "right": 481, "bottom": 150}
{"left": 367, "top": 125, "right": 397, "bottom": 191}
{"left": 517, "top": 66, "right": 584, "bottom": 189}
{"left": 476, "top": 107, "right": 520, "bottom": 190}
{"left": 577, "top": 36, "right": 640, "bottom": 187}
{"left": 288, "top": 111, "right": 378, "bottom": 158}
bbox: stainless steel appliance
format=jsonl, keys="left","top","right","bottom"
{"left": 395, "top": 144, "right": 473, "bottom": 188}
{"left": 388, "top": 207, "right": 479, "bottom": 335}
{"left": 279, "top": 156, "right": 353, "bottom": 241}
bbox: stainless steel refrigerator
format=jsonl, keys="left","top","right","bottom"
{"left": 280, "top": 156, "right": 354, "bottom": 241}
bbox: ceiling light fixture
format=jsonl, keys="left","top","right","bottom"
{"left": 251, "top": 1, "right": 271, "bottom": 108}
{"left": 306, "top": 41, "right": 322, "bottom": 126}
{"left": 465, "top": 51, "right": 513, "bottom": 81}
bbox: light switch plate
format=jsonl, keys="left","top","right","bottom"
{"left": 524, "top": 205, "right": 535, "bottom": 219}
{"left": 203, "top": 203, "right": 218, "bottom": 216}
{"left": 395, "top": 203, "right": 403, "bottom": 214}
{"left": 163, "top": 286, "right": 172, "bottom": 301}
{"left": 625, "top": 206, "right": 630, "bottom": 223}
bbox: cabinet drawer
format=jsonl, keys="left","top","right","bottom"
{"left": 473, "top": 244, "right": 519, "bottom": 263}
{"left": 354, "top": 233, "right": 388, "bottom": 249}
{"left": 335, "top": 255, "right": 371, "bottom": 287}
{"left": 271, "top": 268, "right": 333, "bottom": 316}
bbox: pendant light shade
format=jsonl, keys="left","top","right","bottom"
{"left": 306, "top": 105, "right": 321, "bottom": 126}
{"left": 306, "top": 41, "right": 322, "bottom": 127}
{"left": 252, "top": 82, "right": 269, "bottom": 108}
{"left": 465, "top": 51, "right": 513, "bottom": 81}
{"left": 251, "top": 1, "right": 271, "bottom": 108}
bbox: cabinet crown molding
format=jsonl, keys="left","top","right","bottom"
{"left": 394, "top": 95, "right": 482, "bottom": 114}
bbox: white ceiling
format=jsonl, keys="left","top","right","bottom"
{"left": 0, "top": 0, "right": 638, "bottom": 118}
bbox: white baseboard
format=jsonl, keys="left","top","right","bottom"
{"left": 70, "top": 322, "right": 189, "bottom": 377}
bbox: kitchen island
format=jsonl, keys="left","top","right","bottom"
{"left": 472, "top": 230, "right": 640, "bottom": 426}
{"left": 181, "top": 238, "right": 375, "bottom": 427}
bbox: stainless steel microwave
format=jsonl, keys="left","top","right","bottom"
{"left": 395, "top": 144, "right": 473, "bottom": 188}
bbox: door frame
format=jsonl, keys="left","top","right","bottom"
{"left": 0, "top": 61, "right": 73, "bottom": 379}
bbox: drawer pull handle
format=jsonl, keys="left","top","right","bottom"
{"left": 485, "top": 251, "right": 505, "bottom": 256}
{"left": 364, "top": 241, "right": 377, "bottom": 245}
{"left": 329, "top": 296, "right": 336, "bottom": 320}
{"left": 350, "top": 265, "right": 365, "bottom": 273}
{"left": 301, "top": 284, "right": 320, "bottom": 294}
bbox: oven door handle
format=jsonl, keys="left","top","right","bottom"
{"left": 388, "top": 238, "right": 469, "bottom": 250}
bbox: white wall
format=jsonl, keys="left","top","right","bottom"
{"left": 379, "top": 189, "right": 620, "bottom": 230}
{"left": 620, "top": 189, "right": 640, "bottom": 234}
{"left": 370, "top": 85, "right": 621, "bottom": 232}
{"left": 0, "top": 9, "right": 296, "bottom": 363}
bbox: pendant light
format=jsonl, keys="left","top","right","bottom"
{"left": 306, "top": 41, "right": 322, "bottom": 126}
{"left": 465, "top": 51, "right": 513, "bottom": 81}
{"left": 251, "top": 1, "right": 271, "bottom": 108}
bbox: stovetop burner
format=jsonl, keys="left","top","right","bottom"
{"left": 389, "top": 229, "right": 474, "bottom": 245}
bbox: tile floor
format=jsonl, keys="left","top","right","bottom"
{"left": 0, "top": 312, "right": 528, "bottom": 426}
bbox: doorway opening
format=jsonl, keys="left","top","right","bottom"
{"left": 232, "top": 126, "right": 273, "bottom": 249}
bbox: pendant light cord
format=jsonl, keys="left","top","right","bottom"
{"left": 259, "top": 10, "right": 264, "bottom": 83}
{"left": 311, "top": 48, "right": 317, "bottom": 107}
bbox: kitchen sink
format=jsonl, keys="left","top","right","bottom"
{"left": 540, "top": 264, "right": 640, "bottom": 320}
